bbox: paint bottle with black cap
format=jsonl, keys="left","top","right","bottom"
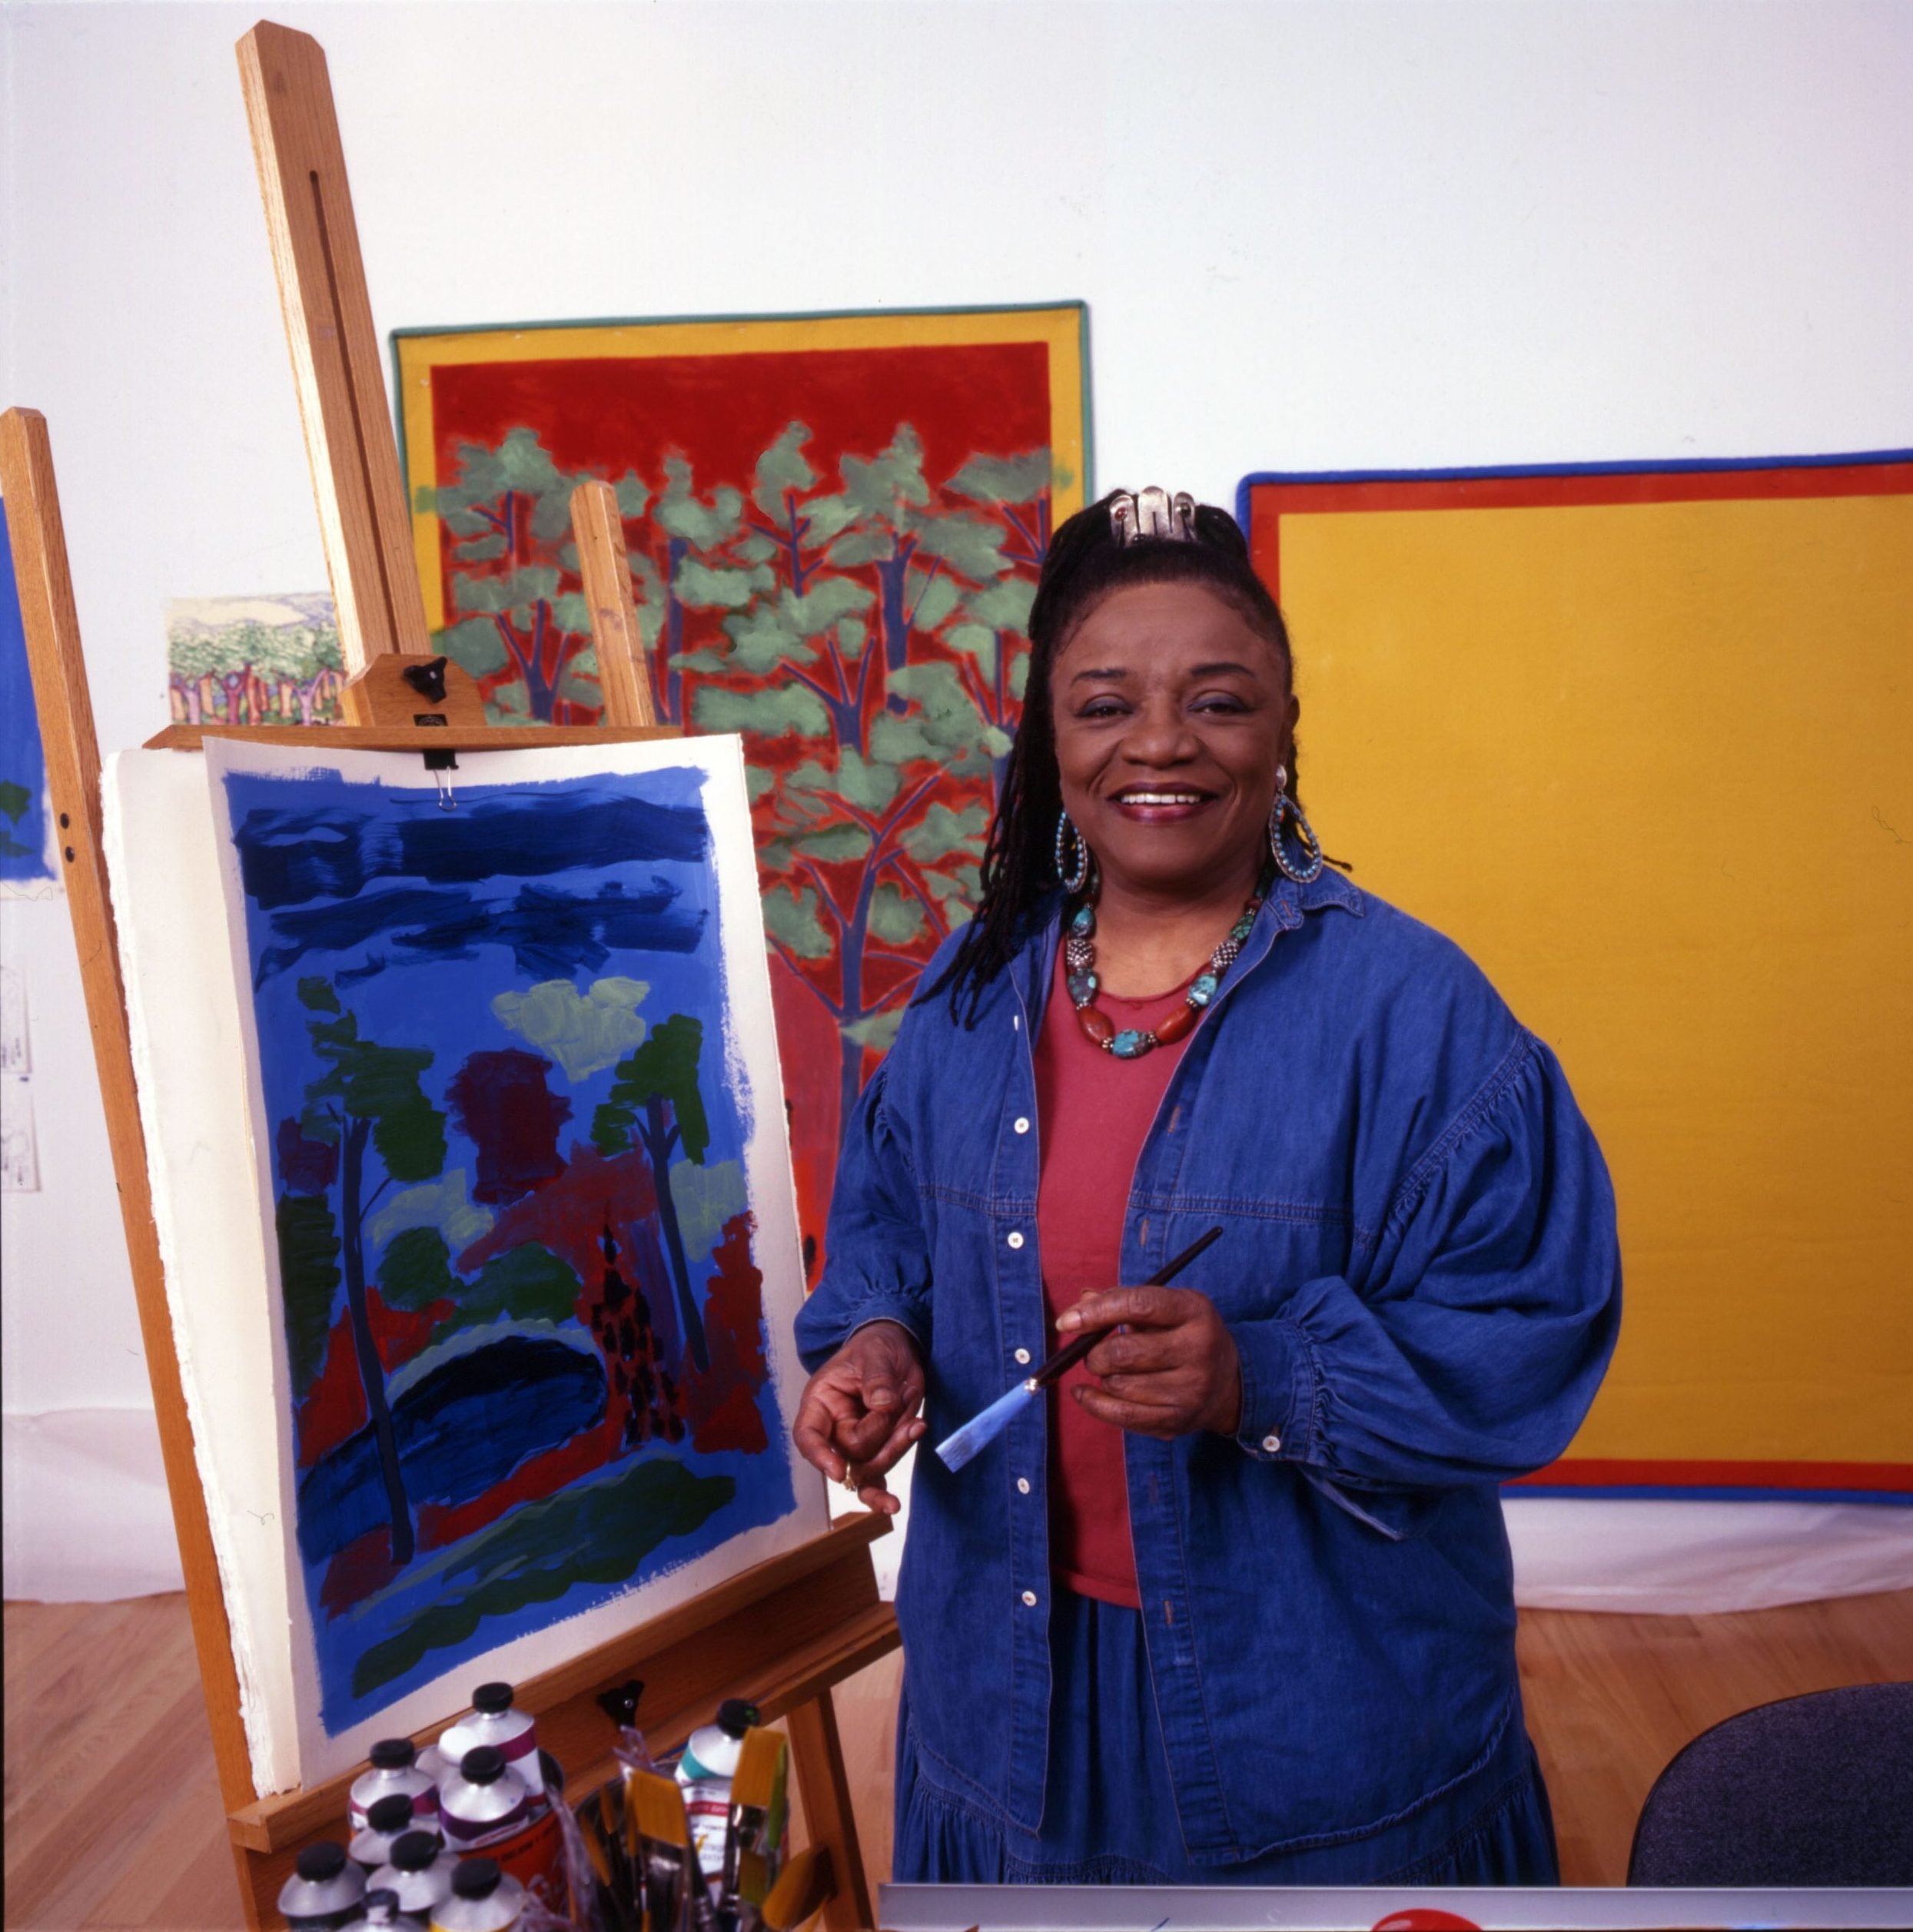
{"left": 338, "top": 1887, "right": 409, "bottom": 1932}
{"left": 439, "top": 1683, "right": 541, "bottom": 1791}
{"left": 441, "top": 1742, "right": 569, "bottom": 1908}
{"left": 429, "top": 1857, "right": 526, "bottom": 1932}
{"left": 350, "top": 1794, "right": 430, "bottom": 1874}
{"left": 350, "top": 1738, "right": 441, "bottom": 1830}
{"left": 368, "top": 1830, "right": 460, "bottom": 1924}
{"left": 277, "top": 1841, "right": 366, "bottom": 1930}
{"left": 677, "top": 1698, "right": 759, "bottom": 1892}
{"left": 440, "top": 1746, "right": 533, "bottom": 1850}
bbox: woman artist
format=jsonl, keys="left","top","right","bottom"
{"left": 790, "top": 489, "right": 1620, "bottom": 1884}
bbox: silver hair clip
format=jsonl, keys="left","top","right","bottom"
{"left": 1110, "top": 487, "right": 1198, "bottom": 546}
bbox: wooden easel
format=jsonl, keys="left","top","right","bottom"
{"left": 0, "top": 19, "right": 897, "bottom": 1930}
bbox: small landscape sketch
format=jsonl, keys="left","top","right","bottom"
{"left": 167, "top": 593, "right": 344, "bottom": 726}
{"left": 209, "top": 741, "right": 800, "bottom": 1734}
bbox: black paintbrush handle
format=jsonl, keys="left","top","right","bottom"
{"left": 1031, "top": 1224, "right": 1224, "bottom": 1389}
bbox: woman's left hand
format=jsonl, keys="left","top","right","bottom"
{"left": 1058, "top": 1287, "right": 1244, "bottom": 1438}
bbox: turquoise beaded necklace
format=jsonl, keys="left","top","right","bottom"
{"left": 1062, "top": 871, "right": 1268, "bottom": 1059}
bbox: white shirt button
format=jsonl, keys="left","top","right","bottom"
{"left": 1262, "top": 1432, "right": 1282, "bottom": 1454}
{"left": 1014, "top": 1117, "right": 1030, "bottom": 1134}
{"left": 1021, "top": 1590, "right": 1038, "bottom": 1607}
{"left": 1017, "top": 1477, "right": 1031, "bottom": 1495}
{"left": 1014, "top": 1348, "right": 1031, "bottom": 1366}
{"left": 1007, "top": 1230, "right": 1025, "bottom": 1250}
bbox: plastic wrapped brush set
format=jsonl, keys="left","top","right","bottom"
{"left": 279, "top": 1683, "right": 787, "bottom": 1932}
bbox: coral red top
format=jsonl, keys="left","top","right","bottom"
{"left": 1032, "top": 943, "right": 1195, "bottom": 1609}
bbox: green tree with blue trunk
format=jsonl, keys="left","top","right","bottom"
{"left": 286, "top": 977, "right": 447, "bottom": 1568}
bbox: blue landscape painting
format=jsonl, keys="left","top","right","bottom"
{"left": 1, "top": 500, "right": 57, "bottom": 887}
{"left": 218, "top": 757, "right": 795, "bottom": 1734}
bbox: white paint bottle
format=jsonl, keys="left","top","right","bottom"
{"left": 350, "top": 1738, "right": 441, "bottom": 1831}
{"left": 429, "top": 1857, "right": 526, "bottom": 1932}
{"left": 438, "top": 1683, "right": 541, "bottom": 1791}
{"left": 277, "top": 1841, "right": 366, "bottom": 1930}
{"left": 369, "top": 1831, "right": 460, "bottom": 1924}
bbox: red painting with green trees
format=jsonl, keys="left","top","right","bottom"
{"left": 399, "top": 317, "right": 1086, "bottom": 1276}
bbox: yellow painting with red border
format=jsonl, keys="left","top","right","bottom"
{"left": 1241, "top": 458, "right": 1912, "bottom": 1495}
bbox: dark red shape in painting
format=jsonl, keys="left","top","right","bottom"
{"left": 318, "top": 1524, "right": 406, "bottom": 1615}
{"left": 415, "top": 1422, "right": 614, "bottom": 1552}
{"left": 447, "top": 1049, "right": 573, "bottom": 1204}
{"left": 457, "top": 1141, "right": 659, "bottom": 1292}
{"left": 692, "top": 1383, "right": 769, "bottom": 1458}
{"left": 370, "top": 1288, "right": 452, "bottom": 1377}
{"left": 276, "top": 1115, "right": 339, "bottom": 1195}
{"left": 297, "top": 1316, "right": 368, "bottom": 1468}
{"left": 684, "top": 1210, "right": 772, "bottom": 1455}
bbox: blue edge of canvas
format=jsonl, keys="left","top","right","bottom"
{"left": 1236, "top": 447, "right": 1913, "bottom": 1509}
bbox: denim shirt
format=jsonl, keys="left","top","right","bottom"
{"left": 794, "top": 871, "right": 1621, "bottom": 1863}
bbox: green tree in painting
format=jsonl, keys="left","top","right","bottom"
{"left": 423, "top": 428, "right": 646, "bottom": 722}
{"left": 590, "top": 1014, "right": 714, "bottom": 1373}
{"left": 289, "top": 977, "right": 447, "bottom": 1567}
{"left": 250, "top": 617, "right": 346, "bottom": 725}
{"left": 689, "top": 424, "right": 1051, "bottom": 1132}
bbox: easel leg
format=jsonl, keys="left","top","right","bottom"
{"left": 785, "top": 1688, "right": 874, "bottom": 1932}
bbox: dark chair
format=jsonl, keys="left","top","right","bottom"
{"left": 1628, "top": 1681, "right": 1913, "bottom": 1885}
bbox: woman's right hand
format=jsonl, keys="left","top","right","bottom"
{"left": 791, "top": 1321, "right": 927, "bottom": 1516}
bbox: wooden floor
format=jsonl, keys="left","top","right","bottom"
{"left": 6, "top": 1588, "right": 1911, "bottom": 1926}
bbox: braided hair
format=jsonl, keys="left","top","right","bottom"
{"left": 924, "top": 489, "right": 1311, "bottom": 1025}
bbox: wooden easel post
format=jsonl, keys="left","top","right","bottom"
{"left": 237, "top": 20, "right": 431, "bottom": 674}
{"left": 1, "top": 407, "right": 265, "bottom": 1908}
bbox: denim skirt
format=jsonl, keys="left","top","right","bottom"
{"left": 894, "top": 1587, "right": 1559, "bottom": 1886}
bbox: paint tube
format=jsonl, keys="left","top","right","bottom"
{"left": 429, "top": 1857, "right": 526, "bottom": 1932}
{"left": 370, "top": 1831, "right": 461, "bottom": 1924}
{"left": 277, "top": 1841, "right": 366, "bottom": 1930}
{"left": 469, "top": 1754, "right": 571, "bottom": 1918}
{"left": 439, "top": 1682, "right": 542, "bottom": 1791}
{"left": 350, "top": 1738, "right": 441, "bottom": 1831}
{"left": 440, "top": 1746, "right": 534, "bottom": 1850}
{"left": 350, "top": 1794, "right": 428, "bottom": 1874}
{"left": 675, "top": 1699, "right": 759, "bottom": 1891}
{"left": 338, "top": 1888, "right": 409, "bottom": 1932}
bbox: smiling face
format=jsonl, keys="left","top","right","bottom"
{"left": 1050, "top": 580, "right": 1297, "bottom": 906}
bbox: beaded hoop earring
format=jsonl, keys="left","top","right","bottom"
{"left": 1268, "top": 778, "right": 1324, "bottom": 885}
{"left": 1054, "top": 811, "right": 1094, "bottom": 894}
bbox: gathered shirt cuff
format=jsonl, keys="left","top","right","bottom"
{"left": 1229, "top": 1313, "right": 1315, "bottom": 1462}
{"left": 795, "top": 1290, "right": 930, "bottom": 1372}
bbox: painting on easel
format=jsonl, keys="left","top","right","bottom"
{"left": 204, "top": 735, "right": 816, "bottom": 1751}
{"left": 392, "top": 304, "right": 1089, "bottom": 1284}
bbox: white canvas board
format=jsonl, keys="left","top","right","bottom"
{"left": 201, "top": 734, "right": 825, "bottom": 1788}
{"left": 103, "top": 748, "right": 300, "bottom": 1790}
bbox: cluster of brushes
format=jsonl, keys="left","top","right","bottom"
{"left": 578, "top": 1727, "right": 790, "bottom": 1932}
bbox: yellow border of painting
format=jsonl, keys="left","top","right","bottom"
{"left": 394, "top": 304, "right": 1090, "bottom": 631}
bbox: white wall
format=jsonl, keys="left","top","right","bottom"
{"left": 5, "top": 0, "right": 1911, "bottom": 1596}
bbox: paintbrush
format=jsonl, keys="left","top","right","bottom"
{"left": 624, "top": 1767, "right": 701, "bottom": 1932}
{"left": 721, "top": 1725, "right": 789, "bottom": 1932}
{"left": 934, "top": 1225, "right": 1224, "bottom": 1472}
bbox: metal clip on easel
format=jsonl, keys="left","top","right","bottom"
{"left": 403, "top": 658, "right": 460, "bottom": 809}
